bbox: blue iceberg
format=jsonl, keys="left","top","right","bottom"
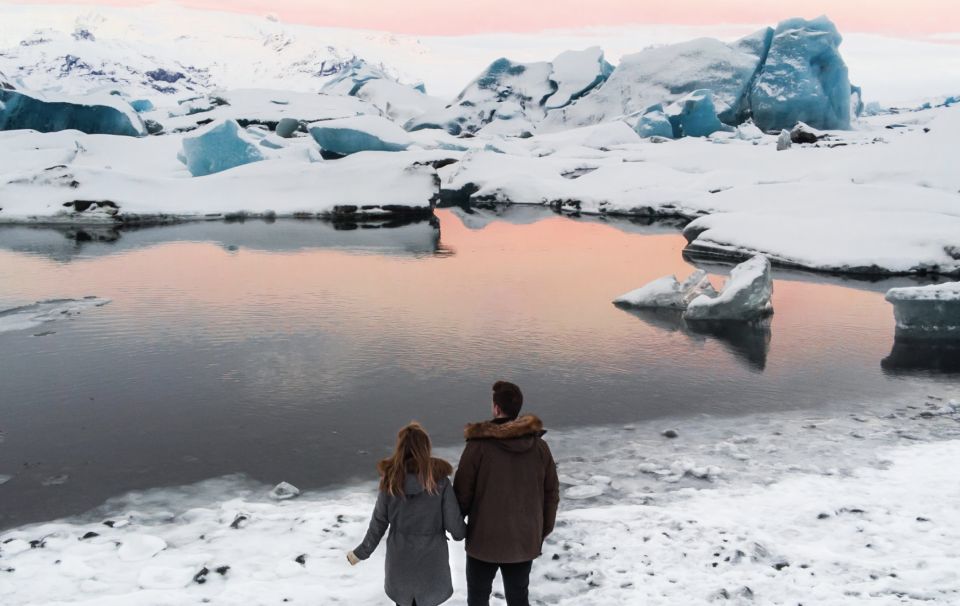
{"left": 308, "top": 115, "right": 412, "bottom": 155}
{"left": 749, "top": 16, "right": 852, "bottom": 131}
{"left": 0, "top": 89, "right": 146, "bottom": 136}
{"left": 634, "top": 104, "right": 674, "bottom": 139}
{"left": 670, "top": 90, "right": 726, "bottom": 137}
{"left": 179, "top": 119, "right": 265, "bottom": 177}
{"left": 129, "top": 99, "right": 155, "bottom": 113}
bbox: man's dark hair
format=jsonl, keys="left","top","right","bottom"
{"left": 492, "top": 380, "right": 523, "bottom": 418}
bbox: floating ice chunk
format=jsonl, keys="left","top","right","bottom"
{"left": 0, "top": 89, "right": 146, "bottom": 136}
{"left": 308, "top": 115, "right": 412, "bottom": 155}
{"left": 885, "top": 282, "right": 960, "bottom": 338}
{"left": 0, "top": 297, "right": 111, "bottom": 335}
{"left": 180, "top": 119, "right": 265, "bottom": 177}
{"left": 750, "top": 16, "right": 852, "bottom": 131}
{"left": 684, "top": 255, "right": 774, "bottom": 321}
{"left": 118, "top": 534, "right": 167, "bottom": 562}
{"left": 0, "top": 474, "right": 11, "bottom": 485}
{"left": 137, "top": 566, "right": 194, "bottom": 589}
{"left": 614, "top": 269, "right": 716, "bottom": 310}
{"left": 634, "top": 104, "right": 674, "bottom": 139}
{"left": 669, "top": 89, "right": 726, "bottom": 138}
{"left": 269, "top": 481, "right": 301, "bottom": 500}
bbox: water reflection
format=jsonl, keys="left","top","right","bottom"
{"left": 0, "top": 218, "right": 441, "bottom": 262}
{"left": 614, "top": 307, "right": 771, "bottom": 371}
{"left": 882, "top": 338, "right": 960, "bottom": 375}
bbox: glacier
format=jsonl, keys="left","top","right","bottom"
{"left": 0, "top": 89, "right": 146, "bottom": 136}
{"left": 684, "top": 255, "right": 774, "bottom": 321}
{"left": 308, "top": 115, "right": 413, "bottom": 155}
{"left": 749, "top": 16, "right": 852, "bottom": 131}
{"left": 179, "top": 119, "right": 265, "bottom": 177}
{"left": 885, "top": 282, "right": 960, "bottom": 338}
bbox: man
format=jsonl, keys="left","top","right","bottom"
{"left": 454, "top": 380, "right": 560, "bottom": 606}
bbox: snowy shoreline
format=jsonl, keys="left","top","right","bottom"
{"left": 2, "top": 391, "right": 959, "bottom": 605}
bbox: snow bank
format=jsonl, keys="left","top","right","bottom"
{"left": 684, "top": 255, "right": 773, "bottom": 321}
{"left": 0, "top": 297, "right": 110, "bottom": 334}
{"left": 0, "top": 89, "right": 145, "bottom": 137}
{"left": 1, "top": 396, "right": 959, "bottom": 605}
{"left": 885, "top": 282, "right": 960, "bottom": 338}
{"left": 308, "top": 115, "right": 412, "bottom": 155}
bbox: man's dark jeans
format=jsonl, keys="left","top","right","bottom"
{"left": 466, "top": 555, "right": 533, "bottom": 606}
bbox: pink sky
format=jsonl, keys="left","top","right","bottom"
{"left": 21, "top": 0, "right": 960, "bottom": 36}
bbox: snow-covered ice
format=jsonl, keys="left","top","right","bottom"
{"left": 308, "top": 115, "right": 413, "bottom": 155}
{"left": 0, "top": 297, "right": 110, "bottom": 335}
{"left": 885, "top": 282, "right": 960, "bottom": 338}
{"left": 684, "top": 255, "right": 773, "bottom": 321}
{"left": 613, "top": 269, "right": 716, "bottom": 309}
{"left": 179, "top": 120, "right": 264, "bottom": 177}
{"left": 0, "top": 89, "right": 145, "bottom": 137}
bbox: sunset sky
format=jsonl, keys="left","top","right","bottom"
{"left": 19, "top": 0, "right": 960, "bottom": 37}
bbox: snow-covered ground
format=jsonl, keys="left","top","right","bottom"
{"left": 1, "top": 392, "right": 958, "bottom": 605}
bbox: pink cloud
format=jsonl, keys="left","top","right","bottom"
{"left": 15, "top": 0, "right": 960, "bottom": 36}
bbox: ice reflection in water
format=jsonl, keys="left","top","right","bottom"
{"left": 0, "top": 208, "right": 954, "bottom": 529}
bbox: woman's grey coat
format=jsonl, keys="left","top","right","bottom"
{"left": 353, "top": 462, "right": 467, "bottom": 606}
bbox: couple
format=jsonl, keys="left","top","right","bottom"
{"left": 347, "top": 380, "right": 560, "bottom": 606}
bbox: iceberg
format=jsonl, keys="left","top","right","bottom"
{"left": 129, "top": 99, "right": 155, "bottom": 113}
{"left": 0, "top": 89, "right": 146, "bottom": 136}
{"left": 684, "top": 255, "right": 774, "bottom": 321}
{"left": 407, "top": 48, "right": 611, "bottom": 135}
{"left": 543, "top": 29, "right": 772, "bottom": 131}
{"left": 885, "top": 282, "right": 960, "bottom": 338}
{"left": 613, "top": 269, "right": 716, "bottom": 309}
{"left": 634, "top": 104, "right": 674, "bottom": 139}
{"left": 308, "top": 115, "right": 412, "bottom": 156}
{"left": 669, "top": 89, "right": 726, "bottom": 138}
{"left": 179, "top": 119, "right": 265, "bottom": 177}
{"left": 734, "top": 120, "right": 764, "bottom": 140}
{"left": 749, "top": 16, "right": 852, "bottom": 131}
{"left": 275, "top": 117, "right": 300, "bottom": 138}
{"left": 321, "top": 59, "right": 445, "bottom": 124}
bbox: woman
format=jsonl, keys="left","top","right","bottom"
{"left": 347, "top": 422, "right": 466, "bottom": 606}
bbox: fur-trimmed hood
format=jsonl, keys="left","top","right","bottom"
{"left": 464, "top": 414, "right": 545, "bottom": 443}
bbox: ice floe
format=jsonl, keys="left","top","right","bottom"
{"left": 885, "top": 282, "right": 960, "bottom": 338}
{"left": 0, "top": 297, "right": 110, "bottom": 334}
{"left": 613, "top": 269, "right": 716, "bottom": 310}
{"left": 684, "top": 255, "right": 773, "bottom": 321}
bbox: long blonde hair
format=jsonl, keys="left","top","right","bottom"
{"left": 378, "top": 422, "right": 439, "bottom": 497}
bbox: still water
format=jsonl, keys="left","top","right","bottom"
{"left": 0, "top": 208, "right": 954, "bottom": 529}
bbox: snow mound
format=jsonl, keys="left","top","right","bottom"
{"left": 117, "top": 534, "right": 167, "bottom": 562}
{"left": 0, "top": 297, "right": 111, "bottom": 334}
{"left": 614, "top": 269, "right": 717, "bottom": 309}
{"left": 750, "top": 16, "right": 852, "bottom": 131}
{"left": 684, "top": 255, "right": 773, "bottom": 321}
{"left": 308, "top": 115, "right": 412, "bottom": 155}
{"left": 180, "top": 119, "right": 265, "bottom": 177}
{"left": 885, "top": 282, "right": 960, "bottom": 338}
{"left": 0, "top": 89, "right": 145, "bottom": 136}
